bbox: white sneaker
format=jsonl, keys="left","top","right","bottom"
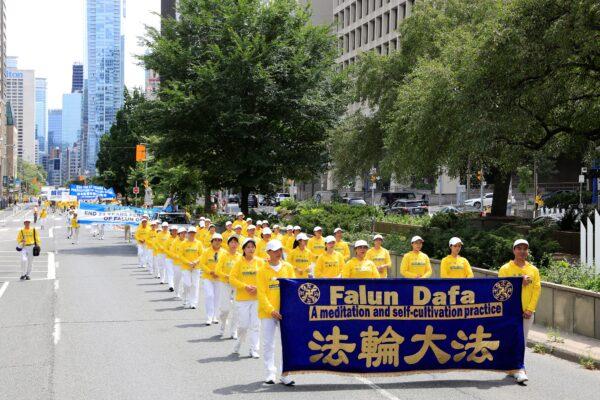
{"left": 205, "top": 320, "right": 212, "bottom": 326}
{"left": 514, "top": 370, "right": 528, "bottom": 383}
{"left": 250, "top": 350, "right": 260, "bottom": 359}
{"left": 233, "top": 340, "right": 241, "bottom": 355}
{"left": 280, "top": 375, "right": 295, "bottom": 386}
{"left": 264, "top": 374, "right": 276, "bottom": 385}
{"left": 232, "top": 332, "right": 238, "bottom": 340}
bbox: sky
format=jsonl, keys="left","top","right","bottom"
{"left": 6, "top": 0, "right": 161, "bottom": 109}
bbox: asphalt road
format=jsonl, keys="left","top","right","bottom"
{"left": 0, "top": 204, "right": 599, "bottom": 400}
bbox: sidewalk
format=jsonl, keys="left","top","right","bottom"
{"left": 528, "top": 324, "right": 600, "bottom": 366}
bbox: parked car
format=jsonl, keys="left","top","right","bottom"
{"left": 437, "top": 206, "right": 461, "bottom": 214}
{"left": 464, "top": 193, "right": 515, "bottom": 209}
{"left": 227, "top": 194, "right": 258, "bottom": 208}
{"left": 385, "top": 199, "right": 428, "bottom": 215}
{"left": 342, "top": 197, "right": 368, "bottom": 206}
{"left": 379, "top": 191, "right": 417, "bottom": 206}
{"left": 152, "top": 212, "right": 190, "bottom": 226}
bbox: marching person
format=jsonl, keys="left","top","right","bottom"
{"left": 440, "top": 237, "right": 474, "bottom": 279}
{"left": 271, "top": 225, "right": 283, "bottom": 242}
{"left": 66, "top": 209, "right": 74, "bottom": 239}
{"left": 199, "top": 233, "right": 227, "bottom": 325}
{"left": 70, "top": 212, "right": 80, "bottom": 245}
{"left": 229, "top": 238, "right": 262, "bottom": 357}
{"left": 156, "top": 222, "right": 171, "bottom": 283}
{"left": 33, "top": 205, "right": 39, "bottom": 224}
{"left": 257, "top": 240, "right": 295, "bottom": 385}
{"left": 307, "top": 226, "right": 326, "bottom": 261}
{"left": 232, "top": 212, "right": 246, "bottom": 231}
{"left": 97, "top": 223, "right": 105, "bottom": 240}
{"left": 282, "top": 225, "right": 295, "bottom": 254}
{"left": 400, "top": 236, "right": 432, "bottom": 278}
{"left": 215, "top": 235, "right": 242, "bottom": 339}
{"left": 145, "top": 221, "right": 159, "bottom": 275}
{"left": 39, "top": 207, "right": 48, "bottom": 230}
{"left": 221, "top": 221, "right": 234, "bottom": 248}
{"left": 314, "top": 235, "right": 344, "bottom": 278}
{"left": 171, "top": 227, "right": 188, "bottom": 298}
{"left": 233, "top": 225, "right": 245, "bottom": 249}
{"left": 342, "top": 240, "right": 380, "bottom": 278}
{"left": 178, "top": 227, "right": 204, "bottom": 309}
{"left": 366, "top": 234, "right": 392, "bottom": 278}
{"left": 163, "top": 225, "right": 179, "bottom": 291}
{"left": 256, "top": 228, "right": 273, "bottom": 261}
{"left": 287, "top": 233, "right": 312, "bottom": 278}
{"left": 333, "top": 227, "right": 351, "bottom": 261}
{"left": 17, "top": 218, "right": 39, "bottom": 280}
{"left": 134, "top": 217, "right": 151, "bottom": 268}
{"left": 243, "top": 218, "right": 253, "bottom": 236}
{"left": 498, "top": 239, "right": 541, "bottom": 384}
{"left": 255, "top": 221, "right": 263, "bottom": 237}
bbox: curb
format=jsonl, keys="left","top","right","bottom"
{"left": 527, "top": 338, "right": 600, "bottom": 366}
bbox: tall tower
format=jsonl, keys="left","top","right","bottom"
{"left": 71, "top": 63, "right": 84, "bottom": 93}
{"left": 5, "top": 57, "right": 36, "bottom": 164}
{"left": 86, "top": 0, "right": 124, "bottom": 174}
{"left": 35, "top": 78, "right": 48, "bottom": 158}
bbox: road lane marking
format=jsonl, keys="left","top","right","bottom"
{"left": 354, "top": 376, "right": 401, "bottom": 400}
{"left": 53, "top": 318, "right": 61, "bottom": 345}
{"left": 0, "top": 282, "right": 9, "bottom": 299}
{"left": 47, "top": 252, "right": 55, "bottom": 279}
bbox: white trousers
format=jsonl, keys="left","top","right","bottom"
{"left": 144, "top": 247, "right": 153, "bottom": 272}
{"left": 181, "top": 269, "right": 201, "bottom": 307}
{"left": 152, "top": 254, "right": 163, "bottom": 278}
{"left": 172, "top": 264, "right": 182, "bottom": 297}
{"left": 217, "top": 282, "right": 237, "bottom": 334}
{"left": 162, "top": 256, "right": 172, "bottom": 285}
{"left": 137, "top": 245, "right": 145, "bottom": 267}
{"left": 261, "top": 318, "right": 281, "bottom": 379}
{"left": 72, "top": 227, "right": 79, "bottom": 244}
{"left": 20, "top": 246, "right": 34, "bottom": 276}
{"left": 236, "top": 300, "right": 259, "bottom": 352}
{"left": 203, "top": 279, "right": 220, "bottom": 322}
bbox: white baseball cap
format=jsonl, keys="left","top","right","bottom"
{"left": 373, "top": 234, "right": 384, "bottom": 241}
{"left": 200, "top": 217, "right": 206, "bottom": 221}
{"left": 161, "top": 222, "right": 169, "bottom": 227}
{"left": 225, "top": 221, "right": 232, "bottom": 226}
{"left": 513, "top": 239, "right": 529, "bottom": 248}
{"left": 296, "top": 233, "right": 309, "bottom": 241}
{"left": 187, "top": 227, "right": 197, "bottom": 233}
{"left": 233, "top": 225, "right": 242, "bottom": 230}
{"left": 262, "top": 221, "right": 269, "bottom": 226}
{"left": 247, "top": 224, "right": 256, "bottom": 231}
{"left": 354, "top": 240, "right": 369, "bottom": 248}
{"left": 333, "top": 227, "right": 343, "bottom": 234}
{"left": 24, "top": 217, "right": 32, "bottom": 223}
{"left": 242, "top": 237, "right": 256, "bottom": 248}
{"left": 169, "top": 225, "right": 179, "bottom": 231}
{"left": 236, "top": 212, "right": 244, "bottom": 217}
{"left": 141, "top": 217, "right": 148, "bottom": 221}
{"left": 293, "top": 225, "right": 301, "bottom": 231}
{"left": 286, "top": 225, "right": 293, "bottom": 231}
{"left": 150, "top": 220, "right": 159, "bottom": 225}
{"left": 246, "top": 218, "right": 253, "bottom": 222}
{"left": 273, "top": 224, "right": 280, "bottom": 229}
{"left": 256, "top": 220, "right": 262, "bottom": 225}
{"left": 262, "top": 228, "right": 272, "bottom": 235}
{"left": 227, "top": 234, "right": 240, "bottom": 243}
{"left": 211, "top": 233, "right": 223, "bottom": 241}
{"left": 177, "top": 227, "right": 187, "bottom": 234}
{"left": 324, "top": 235, "right": 336, "bottom": 244}
{"left": 313, "top": 226, "right": 323, "bottom": 232}
{"left": 266, "top": 240, "right": 283, "bottom": 252}
{"left": 449, "top": 237, "right": 463, "bottom": 247}
{"left": 411, "top": 235, "right": 424, "bottom": 243}
{"left": 199, "top": 221, "right": 206, "bottom": 228}
{"left": 142, "top": 213, "right": 149, "bottom": 218}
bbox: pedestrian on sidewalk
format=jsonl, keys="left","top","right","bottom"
{"left": 499, "top": 239, "right": 541, "bottom": 384}
{"left": 33, "top": 206, "right": 39, "bottom": 224}
{"left": 215, "top": 235, "right": 241, "bottom": 339}
{"left": 257, "top": 240, "right": 295, "bottom": 386}
{"left": 16, "top": 218, "right": 39, "bottom": 280}
{"left": 71, "top": 213, "right": 80, "bottom": 245}
{"left": 199, "top": 234, "right": 227, "bottom": 325}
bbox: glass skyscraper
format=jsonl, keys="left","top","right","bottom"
{"left": 86, "top": 0, "right": 124, "bottom": 174}
{"left": 35, "top": 78, "right": 47, "bottom": 157}
{"left": 47, "top": 109, "right": 62, "bottom": 153}
{"left": 62, "top": 92, "right": 82, "bottom": 149}
{"left": 72, "top": 63, "right": 84, "bottom": 93}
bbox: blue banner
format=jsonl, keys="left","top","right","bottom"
{"left": 280, "top": 278, "right": 524, "bottom": 376}
{"left": 69, "top": 184, "right": 116, "bottom": 200}
{"left": 77, "top": 203, "right": 155, "bottom": 226}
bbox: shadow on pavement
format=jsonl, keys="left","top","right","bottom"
{"left": 197, "top": 353, "right": 242, "bottom": 364}
{"left": 137, "top": 283, "right": 162, "bottom": 286}
{"left": 176, "top": 323, "right": 209, "bottom": 328}
{"left": 145, "top": 289, "right": 173, "bottom": 293}
{"left": 155, "top": 306, "right": 186, "bottom": 312}
{"left": 188, "top": 335, "right": 223, "bottom": 343}
{"left": 59, "top": 245, "right": 136, "bottom": 257}
{"left": 149, "top": 297, "right": 178, "bottom": 302}
{"left": 213, "top": 376, "right": 515, "bottom": 395}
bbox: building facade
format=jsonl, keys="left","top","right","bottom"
{"left": 144, "top": 69, "right": 160, "bottom": 99}
{"left": 86, "top": 0, "right": 124, "bottom": 174}
{"left": 62, "top": 92, "right": 82, "bottom": 149}
{"left": 47, "top": 109, "right": 62, "bottom": 153}
{"left": 6, "top": 57, "right": 36, "bottom": 164}
{"left": 35, "top": 77, "right": 47, "bottom": 158}
{"left": 0, "top": 0, "right": 7, "bottom": 197}
{"left": 71, "top": 63, "right": 84, "bottom": 93}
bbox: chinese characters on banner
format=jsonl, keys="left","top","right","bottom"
{"left": 280, "top": 278, "right": 524, "bottom": 376}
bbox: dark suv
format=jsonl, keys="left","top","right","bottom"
{"left": 385, "top": 199, "right": 428, "bottom": 215}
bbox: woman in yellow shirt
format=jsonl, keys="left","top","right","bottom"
{"left": 70, "top": 212, "right": 81, "bottom": 245}
{"left": 366, "top": 234, "right": 392, "bottom": 278}
{"left": 314, "top": 236, "right": 344, "bottom": 278}
{"left": 257, "top": 240, "right": 295, "bottom": 385}
{"left": 215, "top": 235, "right": 241, "bottom": 339}
{"left": 400, "top": 236, "right": 432, "bottom": 278}
{"left": 307, "top": 226, "right": 326, "bottom": 261}
{"left": 39, "top": 207, "right": 48, "bottom": 230}
{"left": 342, "top": 240, "right": 380, "bottom": 278}
{"left": 178, "top": 227, "right": 204, "bottom": 309}
{"left": 163, "top": 225, "right": 179, "bottom": 292}
{"left": 256, "top": 228, "right": 273, "bottom": 261}
{"left": 229, "top": 238, "right": 262, "bottom": 357}
{"left": 333, "top": 227, "right": 351, "bottom": 261}
{"left": 498, "top": 239, "right": 541, "bottom": 384}
{"left": 271, "top": 224, "right": 283, "bottom": 242}
{"left": 287, "top": 233, "right": 313, "bottom": 278}
{"left": 199, "top": 233, "right": 227, "bottom": 325}
{"left": 282, "top": 225, "right": 295, "bottom": 253}
{"left": 170, "top": 227, "right": 188, "bottom": 299}
{"left": 440, "top": 237, "right": 474, "bottom": 279}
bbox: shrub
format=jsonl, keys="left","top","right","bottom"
{"left": 544, "top": 191, "right": 591, "bottom": 208}
{"left": 540, "top": 260, "right": 600, "bottom": 293}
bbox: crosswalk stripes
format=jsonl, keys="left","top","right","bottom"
{"left": 0, "top": 252, "right": 52, "bottom": 282}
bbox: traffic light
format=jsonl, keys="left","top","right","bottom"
{"left": 135, "top": 144, "right": 146, "bottom": 162}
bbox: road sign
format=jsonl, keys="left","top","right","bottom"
{"left": 133, "top": 186, "right": 140, "bottom": 195}
{"left": 135, "top": 145, "right": 146, "bottom": 162}
{"left": 579, "top": 174, "right": 585, "bottom": 184}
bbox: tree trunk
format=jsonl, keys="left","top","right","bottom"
{"left": 490, "top": 167, "right": 510, "bottom": 217}
{"left": 204, "top": 184, "right": 212, "bottom": 214}
{"left": 240, "top": 185, "right": 250, "bottom": 216}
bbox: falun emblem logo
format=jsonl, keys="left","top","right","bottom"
{"left": 493, "top": 280, "right": 513, "bottom": 301}
{"left": 298, "top": 283, "right": 321, "bottom": 305}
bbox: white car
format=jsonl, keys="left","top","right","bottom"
{"left": 464, "top": 193, "right": 515, "bottom": 209}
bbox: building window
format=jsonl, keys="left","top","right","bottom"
{"left": 384, "top": 12, "right": 390, "bottom": 35}
{"left": 377, "top": 16, "right": 382, "bottom": 38}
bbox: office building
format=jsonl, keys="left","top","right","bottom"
{"left": 298, "top": 0, "right": 334, "bottom": 26}
{"left": 47, "top": 146, "right": 62, "bottom": 186}
{"left": 35, "top": 78, "right": 48, "bottom": 157}
{"left": 86, "top": 0, "right": 125, "bottom": 174}
{"left": 47, "top": 109, "right": 62, "bottom": 153}
{"left": 6, "top": 57, "right": 36, "bottom": 164}
{"left": 2, "top": 103, "right": 17, "bottom": 195}
{"left": 72, "top": 63, "right": 84, "bottom": 93}
{"left": 62, "top": 92, "right": 82, "bottom": 148}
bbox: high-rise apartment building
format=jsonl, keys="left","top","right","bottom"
{"left": 47, "top": 109, "right": 62, "bottom": 153}
{"left": 35, "top": 78, "right": 47, "bottom": 157}
{"left": 72, "top": 63, "right": 84, "bottom": 93}
{"left": 6, "top": 57, "right": 36, "bottom": 164}
{"left": 86, "top": 0, "right": 125, "bottom": 174}
{"left": 145, "top": 69, "right": 160, "bottom": 99}
{"left": 62, "top": 92, "right": 82, "bottom": 148}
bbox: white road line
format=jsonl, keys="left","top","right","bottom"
{"left": 354, "top": 376, "right": 401, "bottom": 400}
{"left": 0, "top": 282, "right": 9, "bottom": 299}
{"left": 47, "top": 252, "right": 55, "bottom": 279}
{"left": 53, "top": 318, "right": 61, "bottom": 345}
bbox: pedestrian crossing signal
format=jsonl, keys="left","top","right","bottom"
{"left": 135, "top": 145, "right": 146, "bottom": 162}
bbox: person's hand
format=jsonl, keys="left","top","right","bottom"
{"left": 245, "top": 285, "right": 257, "bottom": 294}
{"left": 271, "top": 311, "right": 282, "bottom": 320}
{"left": 523, "top": 275, "right": 531, "bottom": 286}
{"left": 523, "top": 310, "right": 533, "bottom": 319}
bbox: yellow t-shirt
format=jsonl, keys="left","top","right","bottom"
{"left": 314, "top": 251, "right": 344, "bottom": 278}
{"left": 17, "top": 228, "right": 37, "bottom": 246}
{"left": 199, "top": 247, "right": 227, "bottom": 280}
{"left": 215, "top": 251, "right": 241, "bottom": 283}
{"left": 400, "top": 251, "right": 432, "bottom": 278}
{"left": 153, "top": 231, "right": 170, "bottom": 255}
{"left": 257, "top": 261, "right": 295, "bottom": 319}
{"left": 333, "top": 240, "right": 351, "bottom": 261}
{"left": 307, "top": 236, "right": 326, "bottom": 261}
{"left": 342, "top": 258, "right": 380, "bottom": 279}
{"left": 498, "top": 260, "right": 541, "bottom": 312}
{"left": 178, "top": 240, "right": 204, "bottom": 271}
{"left": 282, "top": 234, "right": 295, "bottom": 252}
{"left": 287, "top": 247, "right": 313, "bottom": 278}
{"left": 134, "top": 225, "right": 151, "bottom": 243}
{"left": 221, "top": 229, "right": 234, "bottom": 248}
{"left": 229, "top": 256, "right": 263, "bottom": 301}
{"left": 440, "top": 255, "right": 474, "bottom": 279}
{"left": 255, "top": 238, "right": 270, "bottom": 261}
{"left": 70, "top": 218, "right": 80, "bottom": 229}
{"left": 366, "top": 247, "right": 392, "bottom": 278}
{"left": 169, "top": 237, "right": 187, "bottom": 266}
